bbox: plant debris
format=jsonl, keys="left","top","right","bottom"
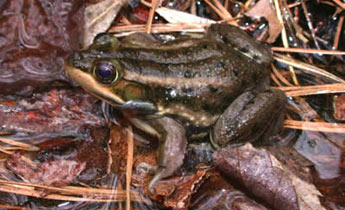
{"left": 214, "top": 144, "right": 325, "bottom": 210}
{"left": 5, "top": 152, "right": 86, "bottom": 187}
{"left": 1, "top": 0, "right": 345, "bottom": 209}
{"left": 0, "top": 88, "right": 105, "bottom": 141}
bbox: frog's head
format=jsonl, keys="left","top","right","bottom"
{"left": 65, "top": 34, "right": 147, "bottom": 107}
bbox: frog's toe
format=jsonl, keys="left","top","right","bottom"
{"left": 137, "top": 163, "right": 175, "bottom": 194}
{"left": 136, "top": 162, "right": 157, "bottom": 175}
{"left": 148, "top": 169, "right": 165, "bottom": 194}
{"left": 148, "top": 166, "right": 177, "bottom": 195}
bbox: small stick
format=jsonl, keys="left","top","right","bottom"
{"left": 277, "top": 83, "right": 345, "bottom": 97}
{"left": 145, "top": 0, "right": 160, "bottom": 34}
{"left": 284, "top": 120, "right": 345, "bottom": 133}
{"left": 301, "top": 1, "right": 320, "bottom": 49}
{"left": 126, "top": 125, "right": 134, "bottom": 210}
{"left": 212, "top": 0, "right": 233, "bottom": 20}
{"left": 204, "top": 0, "right": 225, "bottom": 19}
{"left": 273, "top": 0, "right": 300, "bottom": 85}
{"left": 0, "top": 137, "right": 39, "bottom": 151}
{"left": 272, "top": 47, "right": 345, "bottom": 55}
{"left": 333, "top": 15, "right": 344, "bottom": 50}
{"left": 270, "top": 72, "right": 282, "bottom": 87}
{"left": 271, "top": 64, "right": 294, "bottom": 87}
{"left": 333, "top": 0, "right": 345, "bottom": 9}
{"left": 274, "top": 54, "right": 345, "bottom": 83}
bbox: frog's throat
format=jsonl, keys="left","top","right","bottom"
{"left": 65, "top": 64, "right": 125, "bottom": 105}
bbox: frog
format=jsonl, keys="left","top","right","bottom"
{"left": 65, "top": 23, "right": 286, "bottom": 193}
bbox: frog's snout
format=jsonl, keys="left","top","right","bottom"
{"left": 67, "top": 51, "right": 93, "bottom": 72}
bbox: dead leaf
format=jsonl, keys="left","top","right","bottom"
{"left": 6, "top": 153, "right": 86, "bottom": 187}
{"left": 191, "top": 171, "right": 270, "bottom": 210}
{"left": 83, "top": 0, "right": 128, "bottom": 48}
{"left": 246, "top": 0, "right": 283, "bottom": 43}
{"left": 214, "top": 144, "right": 325, "bottom": 210}
{"left": 0, "top": 88, "right": 105, "bottom": 140}
{"left": 156, "top": 7, "right": 215, "bottom": 24}
{"left": 150, "top": 169, "right": 209, "bottom": 210}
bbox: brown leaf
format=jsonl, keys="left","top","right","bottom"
{"left": 191, "top": 171, "right": 271, "bottom": 210}
{"left": 245, "top": 0, "right": 282, "bottom": 43}
{"left": 150, "top": 169, "right": 209, "bottom": 210}
{"left": 82, "top": 0, "right": 128, "bottom": 48}
{"left": 214, "top": 144, "right": 325, "bottom": 210}
{"left": 6, "top": 153, "right": 86, "bottom": 187}
{"left": 0, "top": 88, "right": 105, "bottom": 140}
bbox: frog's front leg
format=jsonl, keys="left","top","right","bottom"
{"left": 212, "top": 89, "right": 286, "bottom": 148}
{"left": 138, "top": 117, "right": 187, "bottom": 194}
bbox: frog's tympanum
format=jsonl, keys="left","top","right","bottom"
{"left": 66, "top": 23, "right": 286, "bottom": 193}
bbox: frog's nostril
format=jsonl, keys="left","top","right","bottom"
{"left": 73, "top": 60, "right": 80, "bottom": 67}
{"left": 67, "top": 52, "right": 81, "bottom": 66}
{"left": 73, "top": 52, "right": 82, "bottom": 60}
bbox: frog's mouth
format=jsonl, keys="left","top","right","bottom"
{"left": 65, "top": 64, "right": 125, "bottom": 106}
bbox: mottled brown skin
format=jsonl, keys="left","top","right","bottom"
{"left": 66, "top": 23, "right": 286, "bottom": 193}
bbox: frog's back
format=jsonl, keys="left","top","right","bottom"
{"left": 109, "top": 30, "right": 270, "bottom": 127}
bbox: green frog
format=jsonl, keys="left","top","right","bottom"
{"left": 65, "top": 23, "right": 286, "bottom": 193}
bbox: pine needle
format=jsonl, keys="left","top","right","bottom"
{"left": 272, "top": 47, "right": 345, "bottom": 55}
{"left": 284, "top": 120, "right": 345, "bottom": 133}
{"left": 0, "top": 179, "right": 152, "bottom": 204}
{"left": 277, "top": 83, "right": 345, "bottom": 97}
{"left": 126, "top": 125, "right": 134, "bottom": 210}
{"left": 0, "top": 137, "right": 39, "bottom": 152}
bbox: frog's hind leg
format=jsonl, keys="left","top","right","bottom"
{"left": 211, "top": 89, "right": 286, "bottom": 148}
{"left": 136, "top": 117, "right": 187, "bottom": 194}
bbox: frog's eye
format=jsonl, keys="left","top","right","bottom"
{"left": 93, "top": 61, "right": 120, "bottom": 84}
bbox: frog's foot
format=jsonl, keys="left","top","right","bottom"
{"left": 136, "top": 162, "right": 160, "bottom": 194}
{"left": 140, "top": 117, "right": 187, "bottom": 194}
{"left": 136, "top": 162, "right": 158, "bottom": 175}
{"left": 136, "top": 162, "right": 175, "bottom": 194}
{"left": 212, "top": 89, "right": 286, "bottom": 147}
{"left": 149, "top": 165, "right": 182, "bottom": 194}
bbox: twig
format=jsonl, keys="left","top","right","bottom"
{"left": 109, "top": 23, "right": 208, "bottom": 36}
{"left": 301, "top": 1, "right": 320, "bottom": 49}
{"left": 0, "top": 205, "right": 32, "bottom": 210}
{"left": 277, "top": 83, "right": 345, "bottom": 96}
{"left": 273, "top": 0, "right": 299, "bottom": 85}
{"left": 333, "top": 15, "right": 344, "bottom": 50}
{"left": 333, "top": 0, "right": 345, "bottom": 10}
{"left": 284, "top": 120, "right": 345, "bottom": 133}
{"left": 0, "top": 137, "right": 39, "bottom": 152}
{"left": 272, "top": 47, "right": 345, "bottom": 55}
{"left": 0, "top": 179, "right": 152, "bottom": 203}
{"left": 145, "top": 0, "right": 160, "bottom": 33}
{"left": 271, "top": 64, "right": 294, "bottom": 87}
{"left": 204, "top": 0, "right": 236, "bottom": 25}
{"left": 319, "top": 0, "right": 337, "bottom": 7}
{"left": 107, "top": 134, "right": 113, "bottom": 174}
{"left": 274, "top": 54, "right": 345, "bottom": 83}
{"left": 204, "top": 0, "right": 225, "bottom": 19}
{"left": 126, "top": 125, "right": 134, "bottom": 210}
{"left": 271, "top": 72, "right": 282, "bottom": 87}
{"left": 287, "top": 1, "right": 302, "bottom": 8}
{"left": 212, "top": 0, "right": 233, "bottom": 20}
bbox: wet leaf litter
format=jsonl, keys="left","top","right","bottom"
{"left": 0, "top": 0, "right": 344, "bottom": 209}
